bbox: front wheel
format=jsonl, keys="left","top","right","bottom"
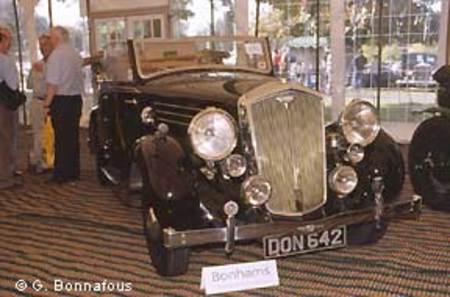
{"left": 347, "top": 220, "right": 388, "bottom": 245}
{"left": 142, "top": 206, "right": 190, "bottom": 276}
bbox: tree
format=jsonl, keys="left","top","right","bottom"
{"left": 255, "top": 0, "right": 316, "bottom": 38}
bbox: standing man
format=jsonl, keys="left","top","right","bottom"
{"left": 28, "top": 34, "right": 53, "bottom": 173}
{"left": 44, "top": 26, "right": 83, "bottom": 183}
{"left": 0, "top": 27, "right": 20, "bottom": 189}
{"left": 352, "top": 49, "right": 367, "bottom": 88}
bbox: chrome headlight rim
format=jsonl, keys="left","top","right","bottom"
{"left": 188, "top": 107, "right": 238, "bottom": 161}
{"left": 141, "top": 106, "right": 155, "bottom": 125}
{"left": 339, "top": 99, "right": 381, "bottom": 147}
{"left": 346, "top": 143, "right": 365, "bottom": 164}
{"left": 223, "top": 154, "right": 247, "bottom": 178}
{"left": 242, "top": 175, "right": 271, "bottom": 206}
{"left": 328, "top": 165, "right": 358, "bottom": 196}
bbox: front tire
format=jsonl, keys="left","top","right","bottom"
{"left": 142, "top": 206, "right": 190, "bottom": 276}
{"left": 347, "top": 220, "right": 388, "bottom": 245}
{"left": 139, "top": 153, "right": 190, "bottom": 276}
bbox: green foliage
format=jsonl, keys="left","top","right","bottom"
{"left": 253, "top": 2, "right": 314, "bottom": 38}
{"left": 171, "top": 0, "right": 194, "bottom": 20}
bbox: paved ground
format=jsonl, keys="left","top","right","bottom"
{"left": 0, "top": 129, "right": 449, "bottom": 297}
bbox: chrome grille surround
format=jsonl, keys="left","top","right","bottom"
{"left": 238, "top": 82, "right": 326, "bottom": 217}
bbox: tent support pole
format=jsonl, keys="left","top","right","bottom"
{"left": 376, "top": 0, "right": 384, "bottom": 113}
{"left": 12, "top": 0, "right": 27, "bottom": 126}
{"left": 48, "top": 0, "right": 53, "bottom": 27}
{"left": 315, "top": 0, "right": 320, "bottom": 91}
{"left": 255, "top": 0, "right": 260, "bottom": 37}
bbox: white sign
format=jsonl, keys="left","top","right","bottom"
{"left": 244, "top": 43, "right": 264, "bottom": 56}
{"left": 200, "top": 260, "right": 279, "bottom": 295}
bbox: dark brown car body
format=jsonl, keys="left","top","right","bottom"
{"left": 89, "top": 37, "right": 421, "bottom": 276}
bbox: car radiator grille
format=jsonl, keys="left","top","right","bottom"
{"left": 244, "top": 90, "right": 326, "bottom": 216}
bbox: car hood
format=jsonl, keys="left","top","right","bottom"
{"left": 135, "top": 71, "right": 278, "bottom": 109}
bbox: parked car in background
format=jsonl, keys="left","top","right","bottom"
{"left": 396, "top": 52, "right": 437, "bottom": 88}
{"left": 89, "top": 36, "right": 421, "bottom": 276}
{"left": 409, "top": 65, "right": 450, "bottom": 211}
{"left": 362, "top": 61, "right": 401, "bottom": 88}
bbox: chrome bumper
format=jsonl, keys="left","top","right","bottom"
{"left": 162, "top": 195, "right": 422, "bottom": 249}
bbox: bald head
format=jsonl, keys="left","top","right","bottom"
{"left": 39, "top": 34, "right": 53, "bottom": 60}
{"left": 50, "top": 26, "right": 70, "bottom": 48}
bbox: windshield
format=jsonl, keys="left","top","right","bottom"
{"left": 132, "top": 36, "right": 273, "bottom": 79}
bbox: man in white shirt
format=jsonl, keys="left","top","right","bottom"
{"left": 43, "top": 26, "right": 83, "bottom": 183}
{"left": 28, "top": 34, "right": 53, "bottom": 173}
{"left": 0, "top": 27, "right": 20, "bottom": 189}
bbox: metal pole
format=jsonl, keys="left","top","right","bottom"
{"left": 255, "top": 0, "right": 260, "bottom": 37}
{"left": 315, "top": 0, "right": 320, "bottom": 91}
{"left": 376, "top": 0, "right": 384, "bottom": 113}
{"left": 48, "top": 0, "right": 53, "bottom": 27}
{"left": 330, "top": 0, "right": 346, "bottom": 120}
{"left": 447, "top": 0, "right": 450, "bottom": 65}
{"left": 86, "top": 0, "right": 94, "bottom": 56}
{"left": 12, "top": 0, "right": 27, "bottom": 126}
{"left": 210, "top": 0, "right": 215, "bottom": 36}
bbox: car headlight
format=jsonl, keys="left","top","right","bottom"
{"left": 340, "top": 100, "right": 380, "bottom": 147}
{"left": 242, "top": 175, "right": 271, "bottom": 206}
{"left": 346, "top": 144, "right": 365, "bottom": 164}
{"left": 188, "top": 108, "right": 237, "bottom": 161}
{"left": 141, "top": 106, "right": 155, "bottom": 125}
{"left": 223, "top": 154, "right": 247, "bottom": 177}
{"left": 328, "top": 165, "right": 358, "bottom": 196}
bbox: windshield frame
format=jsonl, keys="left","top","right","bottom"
{"left": 131, "top": 36, "right": 274, "bottom": 81}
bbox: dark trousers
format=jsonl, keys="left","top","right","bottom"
{"left": 0, "top": 104, "right": 15, "bottom": 188}
{"left": 50, "top": 95, "right": 82, "bottom": 181}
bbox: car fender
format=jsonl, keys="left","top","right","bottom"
{"left": 135, "top": 134, "right": 194, "bottom": 205}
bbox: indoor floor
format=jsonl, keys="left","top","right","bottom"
{"left": 0, "top": 129, "right": 449, "bottom": 297}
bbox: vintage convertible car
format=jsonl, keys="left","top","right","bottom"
{"left": 89, "top": 36, "right": 421, "bottom": 276}
{"left": 409, "top": 65, "right": 450, "bottom": 211}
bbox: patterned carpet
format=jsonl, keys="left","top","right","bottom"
{"left": 0, "top": 129, "right": 449, "bottom": 297}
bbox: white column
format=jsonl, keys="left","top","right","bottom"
{"left": 330, "top": 0, "right": 346, "bottom": 120}
{"left": 235, "top": 0, "right": 249, "bottom": 35}
{"left": 169, "top": 0, "right": 182, "bottom": 38}
{"left": 438, "top": 0, "right": 449, "bottom": 66}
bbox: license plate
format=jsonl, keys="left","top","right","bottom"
{"left": 263, "top": 225, "right": 346, "bottom": 259}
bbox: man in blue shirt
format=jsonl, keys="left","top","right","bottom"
{"left": 43, "top": 26, "right": 83, "bottom": 183}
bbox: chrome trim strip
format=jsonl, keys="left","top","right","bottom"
{"left": 162, "top": 196, "right": 422, "bottom": 249}
{"left": 158, "top": 118, "right": 190, "bottom": 126}
{"left": 155, "top": 110, "right": 195, "bottom": 119}
{"left": 154, "top": 102, "right": 204, "bottom": 112}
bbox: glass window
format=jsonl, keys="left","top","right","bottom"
{"left": 153, "top": 19, "right": 162, "bottom": 38}
{"left": 95, "top": 19, "right": 126, "bottom": 50}
{"left": 245, "top": 0, "right": 445, "bottom": 138}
